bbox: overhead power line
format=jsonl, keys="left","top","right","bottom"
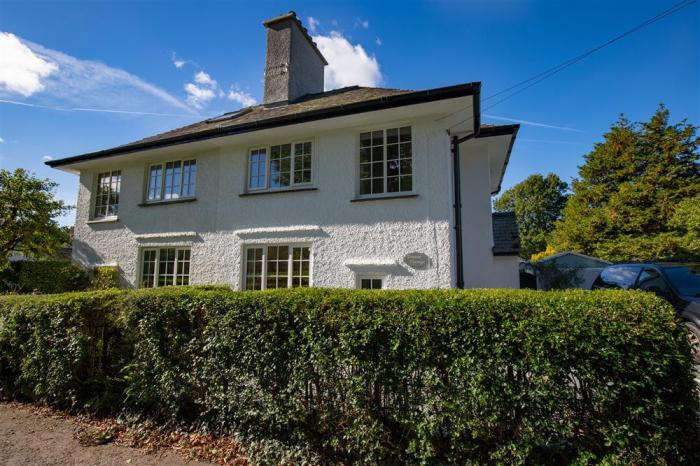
{"left": 441, "top": 0, "right": 696, "bottom": 128}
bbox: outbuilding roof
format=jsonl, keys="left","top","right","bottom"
{"left": 492, "top": 212, "right": 520, "bottom": 256}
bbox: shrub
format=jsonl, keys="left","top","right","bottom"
{"left": 0, "top": 288, "right": 697, "bottom": 464}
{"left": 0, "top": 260, "right": 89, "bottom": 294}
{"left": 91, "top": 265, "right": 120, "bottom": 290}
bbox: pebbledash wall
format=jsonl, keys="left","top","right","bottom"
{"left": 73, "top": 115, "right": 465, "bottom": 290}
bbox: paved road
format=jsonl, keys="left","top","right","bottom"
{"left": 0, "top": 403, "right": 204, "bottom": 466}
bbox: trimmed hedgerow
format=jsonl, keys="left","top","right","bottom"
{"left": 0, "top": 287, "right": 698, "bottom": 464}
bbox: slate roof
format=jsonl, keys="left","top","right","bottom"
{"left": 46, "top": 83, "right": 480, "bottom": 168}
{"left": 492, "top": 212, "right": 520, "bottom": 256}
{"left": 136, "top": 87, "right": 411, "bottom": 146}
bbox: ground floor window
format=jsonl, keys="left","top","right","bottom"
{"left": 244, "top": 245, "right": 311, "bottom": 290}
{"left": 140, "top": 247, "right": 191, "bottom": 287}
{"left": 359, "top": 277, "right": 383, "bottom": 289}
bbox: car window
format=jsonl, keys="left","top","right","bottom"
{"left": 636, "top": 268, "right": 672, "bottom": 298}
{"left": 662, "top": 266, "right": 700, "bottom": 297}
{"left": 594, "top": 265, "right": 641, "bottom": 289}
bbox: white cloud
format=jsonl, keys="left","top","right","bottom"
{"left": 227, "top": 86, "right": 256, "bottom": 107}
{"left": 307, "top": 17, "right": 320, "bottom": 34}
{"left": 194, "top": 71, "right": 216, "bottom": 87}
{"left": 184, "top": 82, "right": 215, "bottom": 108}
{"left": 42, "top": 155, "right": 53, "bottom": 161}
{"left": 184, "top": 71, "right": 219, "bottom": 109}
{"left": 313, "top": 32, "right": 382, "bottom": 90}
{"left": 171, "top": 52, "right": 187, "bottom": 69}
{"left": 375, "top": 37, "right": 382, "bottom": 46}
{"left": 355, "top": 18, "right": 369, "bottom": 29}
{"left": 0, "top": 32, "right": 58, "bottom": 96}
{"left": 0, "top": 32, "right": 191, "bottom": 115}
{"left": 0, "top": 136, "right": 4, "bottom": 143}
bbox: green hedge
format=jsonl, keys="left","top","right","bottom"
{"left": 0, "top": 288, "right": 698, "bottom": 464}
{"left": 0, "top": 260, "right": 90, "bottom": 294}
{"left": 90, "top": 265, "right": 120, "bottom": 290}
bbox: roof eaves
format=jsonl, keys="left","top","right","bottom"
{"left": 476, "top": 124, "right": 520, "bottom": 195}
{"left": 46, "top": 82, "right": 481, "bottom": 168}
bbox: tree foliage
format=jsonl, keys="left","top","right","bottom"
{"left": 493, "top": 173, "right": 569, "bottom": 259}
{"left": 553, "top": 106, "right": 700, "bottom": 261}
{"left": 0, "top": 168, "right": 72, "bottom": 269}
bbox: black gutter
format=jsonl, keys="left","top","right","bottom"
{"left": 450, "top": 89, "right": 481, "bottom": 289}
{"left": 46, "top": 82, "right": 481, "bottom": 168}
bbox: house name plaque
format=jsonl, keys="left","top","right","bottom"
{"left": 404, "top": 252, "right": 431, "bottom": 270}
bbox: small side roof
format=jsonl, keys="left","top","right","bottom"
{"left": 477, "top": 124, "right": 520, "bottom": 195}
{"left": 492, "top": 212, "right": 520, "bottom": 256}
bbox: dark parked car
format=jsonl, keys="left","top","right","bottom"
{"left": 592, "top": 263, "right": 700, "bottom": 364}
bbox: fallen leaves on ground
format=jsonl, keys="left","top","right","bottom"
{"left": 3, "top": 400, "right": 249, "bottom": 465}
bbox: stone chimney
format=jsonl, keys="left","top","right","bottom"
{"left": 262, "top": 12, "right": 328, "bottom": 104}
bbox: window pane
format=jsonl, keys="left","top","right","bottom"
{"left": 141, "top": 249, "right": 157, "bottom": 288}
{"left": 360, "top": 132, "right": 371, "bottom": 148}
{"left": 164, "top": 161, "right": 182, "bottom": 199}
{"left": 245, "top": 247, "right": 264, "bottom": 290}
{"left": 249, "top": 149, "right": 267, "bottom": 189}
{"left": 293, "top": 142, "right": 312, "bottom": 184}
{"left": 266, "top": 245, "right": 289, "bottom": 288}
{"left": 158, "top": 248, "right": 176, "bottom": 286}
{"left": 181, "top": 160, "right": 197, "bottom": 197}
{"left": 387, "top": 128, "right": 398, "bottom": 144}
{"left": 148, "top": 165, "right": 163, "bottom": 201}
{"left": 176, "top": 249, "right": 191, "bottom": 285}
{"left": 291, "top": 247, "right": 310, "bottom": 288}
{"left": 270, "top": 144, "right": 291, "bottom": 188}
{"left": 399, "top": 126, "right": 411, "bottom": 142}
{"left": 387, "top": 176, "right": 399, "bottom": 193}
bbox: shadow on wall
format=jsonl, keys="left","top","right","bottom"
{"left": 72, "top": 239, "right": 129, "bottom": 288}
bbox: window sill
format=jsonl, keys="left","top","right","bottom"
{"left": 239, "top": 187, "right": 318, "bottom": 197}
{"left": 87, "top": 216, "right": 119, "bottom": 224}
{"left": 350, "top": 193, "right": 418, "bottom": 203}
{"left": 138, "top": 197, "right": 197, "bottom": 207}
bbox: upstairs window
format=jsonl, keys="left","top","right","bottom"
{"left": 248, "top": 141, "right": 313, "bottom": 191}
{"left": 147, "top": 159, "right": 196, "bottom": 201}
{"left": 359, "top": 126, "right": 412, "bottom": 196}
{"left": 94, "top": 170, "right": 121, "bottom": 219}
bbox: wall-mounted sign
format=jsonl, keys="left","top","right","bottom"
{"left": 404, "top": 252, "right": 431, "bottom": 270}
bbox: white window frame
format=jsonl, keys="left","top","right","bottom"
{"left": 146, "top": 159, "right": 197, "bottom": 202}
{"left": 139, "top": 247, "right": 191, "bottom": 288}
{"left": 242, "top": 244, "right": 313, "bottom": 290}
{"left": 357, "top": 125, "right": 414, "bottom": 198}
{"left": 246, "top": 140, "right": 314, "bottom": 192}
{"left": 92, "top": 170, "right": 121, "bottom": 220}
{"left": 356, "top": 273, "right": 385, "bottom": 289}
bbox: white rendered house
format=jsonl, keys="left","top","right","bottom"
{"left": 48, "top": 12, "right": 520, "bottom": 290}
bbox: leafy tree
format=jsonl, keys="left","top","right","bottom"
{"left": 0, "top": 168, "right": 72, "bottom": 269}
{"left": 670, "top": 194, "right": 700, "bottom": 257}
{"left": 553, "top": 106, "right": 700, "bottom": 261}
{"left": 493, "top": 173, "right": 569, "bottom": 259}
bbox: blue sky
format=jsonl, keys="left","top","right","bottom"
{"left": 0, "top": 0, "right": 698, "bottom": 225}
